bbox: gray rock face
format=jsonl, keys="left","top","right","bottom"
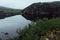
{"left": 21, "top": 2, "right": 60, "bottom": 21}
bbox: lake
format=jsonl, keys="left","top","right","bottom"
{"left": 0, "top": 15, "right": 31, "bottom": 40}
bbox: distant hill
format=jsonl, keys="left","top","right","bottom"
{"left": 0, "top": 6, "right": 22, "bottom": 15}
{"left": 0, "top": 6, "right": 22, "bottom": 19}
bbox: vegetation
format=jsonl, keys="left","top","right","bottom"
{"left": 10, "top": 18, "right": 60, "bottom": 40}
{"left": 0, "top": 6, "right": 22, "bottom": 19}
{"left": 0, "top": 6, "right": 22, "bottom": 15}
{"left": 21, "top": 1, "right": 60, "bottom": 21}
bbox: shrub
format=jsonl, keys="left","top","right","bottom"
{"left": 12, "top": 18, "right": 60, "bottom": 40}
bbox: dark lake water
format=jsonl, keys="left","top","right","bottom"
{"left": 0, "top": 15, "right": 31, "bottom": 39}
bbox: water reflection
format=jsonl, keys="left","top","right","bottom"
{"left": 0, "top": 15, "right": 31, "bottom": 39}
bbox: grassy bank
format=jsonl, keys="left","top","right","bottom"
{"left": 10, "top": 18, "right": 60, "bottom": 40}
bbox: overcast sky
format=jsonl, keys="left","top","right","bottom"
{"left": 0, "top": 0, "right": 60, "bottom": 9}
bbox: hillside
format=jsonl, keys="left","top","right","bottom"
{"left": 21, "top": 1, "right": 60, "bottom": 21}
{"left": 0, "top": 6, "right": 22, "bottom": 15}
{"left": 0, "top": 6, "right": 22, "bottom": 19}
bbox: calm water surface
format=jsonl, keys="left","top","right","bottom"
{"left": 0, "top": 15, "right": 31, "bottom": 39}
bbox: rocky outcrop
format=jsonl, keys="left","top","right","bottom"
{"left": 21, "top": 1, "right": 60, "bottom": 21}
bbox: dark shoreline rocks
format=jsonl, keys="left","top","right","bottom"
{"left": 0, "top": 10, "right": 19, "bottom": 19}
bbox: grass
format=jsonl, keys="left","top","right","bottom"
{"left": 11, "top": 18, "right": 60, "bottom": 40}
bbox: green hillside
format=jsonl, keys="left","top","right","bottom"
{"left": 0, "top": 6, "right": 22, "bottom": 15}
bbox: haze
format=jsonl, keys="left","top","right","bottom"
{"left": 0, "top": 0, "right": 60, "bottom": 9}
